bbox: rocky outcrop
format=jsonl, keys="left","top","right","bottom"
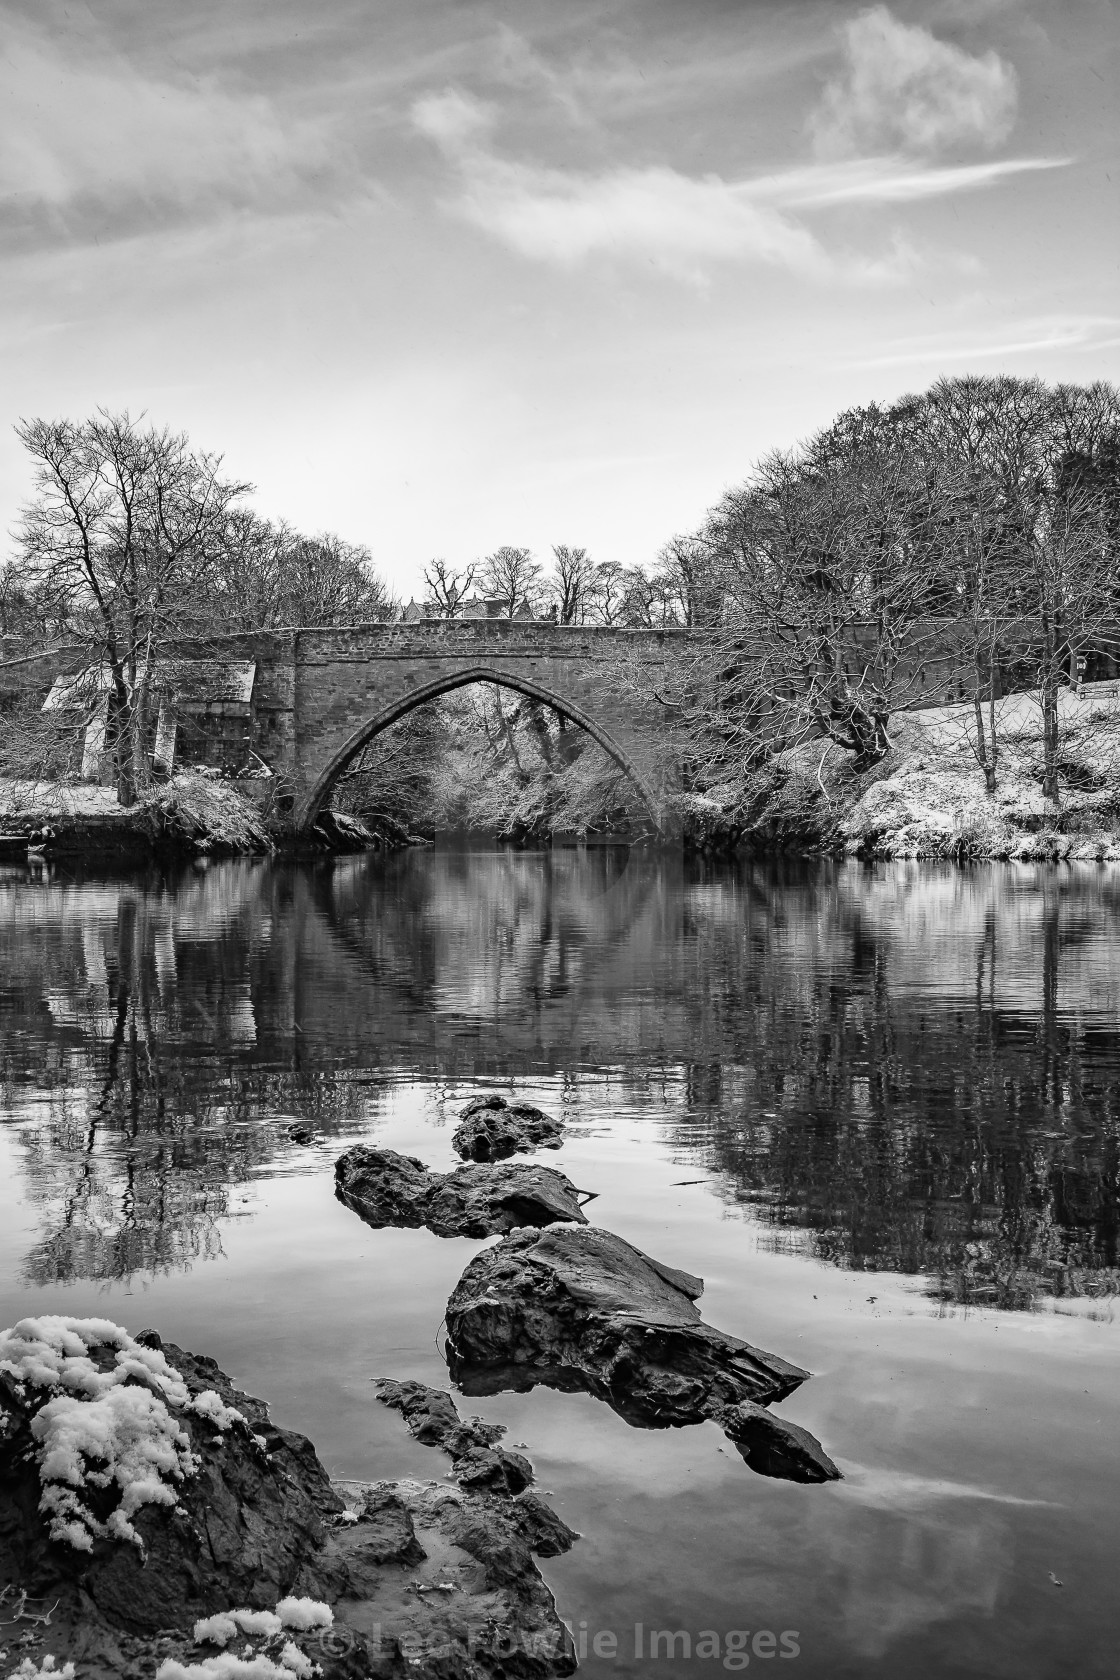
{"left": 453, "top": 1097, "right": 565, "bottom": 1163}
{"left": 0, "top": 1321, "right": 579, "bottom": 1679}
{"left": 331, "top": 1382, "right": 579, "bottom": 1678}
{"left": 334, "top": 1146, "right": 589, "bottom": 1238}
{"left": 0, "top": 1323, "right": 356, "bottom": 1676}
{"left": 444, "top": 1225, "right": 840, "bottom": 1484}
{"left": 331, "top": 1473, "right": 578, "bottom": 1679}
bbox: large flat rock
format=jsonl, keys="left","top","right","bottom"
{"left": 444, "top": 1225, "right": 840, "bottom": 1483}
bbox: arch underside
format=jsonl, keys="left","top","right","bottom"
{"left": 294, "top": 664, "right": 663, "bottom": 832}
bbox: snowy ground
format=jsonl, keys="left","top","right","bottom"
{"left": 833, "top": 680, "right": 1120, "bottom": 860}
{"left": 0, "top": 773, "right": 275, "bottom": 853}
{"left": 0, "top": 779, "right": 124, "bottom": 820}
{"left": 905, "top": 678, "right": 1120, "bottom": 750}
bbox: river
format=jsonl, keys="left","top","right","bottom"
{"left": 0, "top": 847, "right": 1116, "bottom": 1678}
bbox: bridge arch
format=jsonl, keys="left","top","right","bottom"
{"left": 293, "top": 663, "right": 664, "bottom": 832}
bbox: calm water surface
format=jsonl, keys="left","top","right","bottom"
{"left": 1, "top": 848, "right": 1117, "bottom": 1679}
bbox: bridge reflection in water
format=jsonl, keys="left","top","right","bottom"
{"left": 0, "top": 850, "right": 1117, "bottom": 1307}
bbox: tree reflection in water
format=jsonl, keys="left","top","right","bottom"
{"left": 0, "top": 861, "right": 370, "bottom": 1287}
{"left": 1, "top": 852, "right": 1118, "bottom": 1307}
{"left": 670, "top": 863, "right": 1120, "bottom": 1310}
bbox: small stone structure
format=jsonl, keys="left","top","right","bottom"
{"left": 41, "top": 659, "right": 260, "bottom": 781}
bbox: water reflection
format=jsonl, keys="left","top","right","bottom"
{"left": 1, "top": 851, "right": 1118, "bottom": 1307}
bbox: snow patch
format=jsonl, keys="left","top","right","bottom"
{"left": 155, "top": 1657, "right": 319, "bottom": 1680}
{"left": 277, "top": 1645, "right": 318, "bottom": 1679}
{"left": 6, "top": 1659, "right": 77, "bottom": 1679}
{"left": 274, "top": 1598, "right": 332, "bottom": 1633}
{"left": 0, "top": 1317, "right": 246, "bottom": 1551}
{"left": 193, "top": 1609, "right": 283, "bottom": 1648}
{"left": 192, "top": 1599, "right": 332, "bottom": 1649}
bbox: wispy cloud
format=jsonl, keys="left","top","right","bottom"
{"left": 0, "top": 22, "right": 344, "bottom": 249}
{"left": 413, "top": 91, "right": 831, "bottom": 284}
{"left": 769, "top": 155, "right": 1067, "bottom": 208}
{"left": 839, "top": 315, "right": 1120, "bottom": 370}
{"left": 810, "top": 5, "right": 1019, "bottom": 159}
{"left": 412, "top": 89, "right": 1065, "bottom": 286}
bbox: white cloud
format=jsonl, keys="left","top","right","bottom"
{"left": 764, "top": 154, "right": 1066, "bottom": 208}
{"left": 412, "top": 88, "right": 496, "bottom": 151}
{"left": 413, "top": 88, "right": 885, "bottom": 285}
{"left": 412, "top": 87, "right": 1063, "bottom": 286}
{"left": 809, "top": 5, "right": 1019, "bottom": 158}
{"left": 0, "top": 24, "right": 336, "bottom": 232}
{"left": 449, "top": 157, "right": 829, "bottom": 284}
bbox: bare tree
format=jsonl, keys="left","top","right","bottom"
{"left": 653, "top": 534, "right": 721, "bottom": 627}
{"left": 920, "top": 378, "right": 1036, "bottom": 793}
{"left": 921, "top": 375, "right": 1120, "bottom": 799}
{"left": 14, "top": 411, "right": 249, "bottom": 804}
{"left": 586, "top": 560, "right": 637, "bottom": 626}
{"left": 204, "top": 516, "right": 392, "bottom": 631}
{"left": 423, "top": 557, "right": 475, "bottom": 618}
{"left": 548, "top": 545, "right": 596, "bottom": 624}
{"left": 480, "top": 546, "right": 543, "bottom": 617}
{"left": 1029, "top": 389, "right": 1120, "bottom": 800}
{"left": 690, "top": 409, "right": 945, "bottom": 775}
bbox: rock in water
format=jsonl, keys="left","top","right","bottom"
{"left": 334, "top": 1145, "right": 588, "bottom": 1237}
{"left": 453, "top": 1096, "right": 565, "bottom": 1163}
{"left": 712, "top": 1400, "right": 842, "bottom": 1484}
{"left": 444, "top": 1225, "right": 840, "bottom": 1483}
{"left": 0, "top": 1318, "right": 580, "bottom": 1677}
{"left": 375, "top": 1378, "right": 534, "bottom": 1495}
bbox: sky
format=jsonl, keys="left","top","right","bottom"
{"left": 1, "top": 0, "right": 1118, "bottom": 600}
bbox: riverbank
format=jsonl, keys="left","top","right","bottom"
{"left": 0, "top": 773, "right": 395, "bottom": 861}
{"left": 680, "top": 681, "right": 1120, "bottom": 861}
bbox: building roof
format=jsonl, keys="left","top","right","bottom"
{"left": 458, "top": 595, "right": 536, "bottom": 620}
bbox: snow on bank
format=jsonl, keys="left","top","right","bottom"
{"left": 192, "top": 1599, "right": 332, "bottom": 1647}
{"left": 155, "top": 1657, "right": 316, "bottom": 1680}
{"left": 5, "top": 1660, "right": 76, "bottom": 1680}
{"left": 0, "top": 1317, "right": 246, "bottom": 1551}
{"left": 0, "top": 773, "right": 274, "bottom": 854}
{"left": 152, "top": 1597, "right": 331, "bottom": 1679}
{"left": 769, "top": 683, "right": 1120, "bottom": 861}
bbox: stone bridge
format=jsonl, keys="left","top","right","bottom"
{"left": 211, "top": 620, "right": 683, "bottom": 834}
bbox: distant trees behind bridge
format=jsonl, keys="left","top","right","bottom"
{"left": 418, "top": 541, "right": 699, "bottom": 628}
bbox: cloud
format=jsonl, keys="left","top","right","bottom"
{"left": 809, "top": 5, "right": 1019, "bottom": 158}
{"left": 763, "top": 154, "right": 1066, "bottom": 208}
{"left": 412, "top": 88, "right": 1063, "bottom": 286}
{"left": 837, "top": 314, "right": 1120, "bottom": 369}
{"left": 441, "top": 160, "right": 828, "bottom": 284}
{"left": 413, "top": 88, "right": 893, "bottom": 285}
{"left": 0, "top": 23, "right": 340, "bottom": 247}
{"left": 412, "top": 88, "right": 496, "bottom": 151}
